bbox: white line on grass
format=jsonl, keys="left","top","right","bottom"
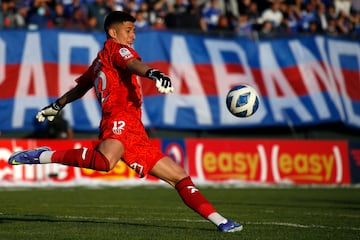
{"left": 245, "top": 221, "right": 360, "bottom": 231}
{"left": 2, "top": 213, "right": 358, "bottom": 231}
{"left": 56, "top": 215, "right": 360, "bottom": 231}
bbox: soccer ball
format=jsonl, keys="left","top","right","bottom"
{"left": 226, "top": 84, "right": 260, "bottom": 117}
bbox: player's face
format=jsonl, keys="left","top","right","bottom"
{"left": 112, "top": 22, "right": 136, "bottom": 47}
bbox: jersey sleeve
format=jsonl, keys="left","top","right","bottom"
{"left": 114, "top": 46, "right": 141, "bottom": 69}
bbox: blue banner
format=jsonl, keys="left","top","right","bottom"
{"left": 0, "top": 30, "right": 359, "bottom": 132}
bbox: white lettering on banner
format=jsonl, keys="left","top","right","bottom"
{"left": 195, "top": 143, "right": 205, "bottom": 180}
{"left": 329, "top": 39, "right": 360, "bottom": 125}
{"left": 0, "top": 38, "right": 4, "bottom": 85}
{"left": 0, "top": 148, "right": 13, "bottom": 180}
{"left": 260, "top": 43, "right": 312, "bottom": 123}
{"left": 333, "top": 146, "right": 343, "bottom": 183}
{"left": 0, "top": 146, "right": 73, "bottom": 181}
{"left": 12, "top": 164, "right": 71, "bottom": 181}
{"left": 204, "top": 39, "right": 266, "bottom": 125}
{"left": 290, "top": 39, "right": 340, "bottom": 120}
{"left": 165, "top": 36, "right": 212, "bottom": 125}
{"left": 257, "top": 145, "right": 268, "bottom": 182}
{"left": 13, "top": 32, "right": 49, "bottom": 127}
{"left": 315, "top": 37, "right": 344, "bottom": 119}
{"left": 58, "top": 33, "right": 101, "bottom": 128}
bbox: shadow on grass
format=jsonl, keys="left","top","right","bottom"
{"left": 0, "top": 213, "right": 213, "bottom": 232}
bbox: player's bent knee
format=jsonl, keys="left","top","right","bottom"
{"left": 87, "top": 149, "right": 112, "bottom": 172}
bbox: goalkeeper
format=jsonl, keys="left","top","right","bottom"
{"left": 8, "top": 11, "right": 242, "bottom": 232}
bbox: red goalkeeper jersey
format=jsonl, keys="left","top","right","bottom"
{"left": 76, "top": 39, "right": 142, "bottom": 114}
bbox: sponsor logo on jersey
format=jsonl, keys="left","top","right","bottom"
{"left": 119, "top": 48, "right": 133, "bottom": 59}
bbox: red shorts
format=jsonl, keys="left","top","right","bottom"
{"left": 98, "top": 109, "right": 164, "bottom": 177}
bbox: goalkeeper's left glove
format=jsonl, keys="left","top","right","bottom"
{"left": 36, "top": 100, "right": 64, "bottom": 122}
{"left": 146, "top": 69, "right": 174, "bottom": 94}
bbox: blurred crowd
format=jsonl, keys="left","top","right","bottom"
{"left": 0, "top": 0, "right": 359, "bottom": 36}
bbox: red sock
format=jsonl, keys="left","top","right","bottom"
{"left": 175, "top": 176, "right": 216, "bottom": 219}
{"left": 51, "top": 148, "right": 110, "bottom": 171}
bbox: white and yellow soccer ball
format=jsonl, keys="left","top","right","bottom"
{"left": 226, "top": 84, "right": 260, "bottom": 117}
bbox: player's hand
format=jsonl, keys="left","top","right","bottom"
{"left": 146, "top": 69, "right": 174, "bottom": 94}
{"left": 36, "top": 101, "right": 63, "bottom": 122}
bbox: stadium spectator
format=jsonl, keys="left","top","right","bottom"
{"left": 238, "top": 0, "right": 252, "bottom": 15}
{"left": 8, "top": 10, "right": 243, "bottom": 233}
{"left": 307, "top": 19, "right": 322, "bottom": 33}
{"left": 151, "top": 16, "right": 167, "bottom": 29}
{"left": 235, "top": 13, "right": 253, "bottom": 34}
{"left": 299, "top": 0, "right": 316, "bottom": 32}
{"left": 218, "top": 0, "right": 239, "bottom": 22}
{"left": 286, "top": 4, "right": 302, "bottom": 32}
{"left": 150, "top": 0, "right": 171, "bottom": 21}
{"left": 53, "top": 2, "right": 66, "bottom": 28}
{"left": 200, "top": 0, "right": 222, "bottom": 31}
{"left": 260, "top": 0, "right": 283, "bottom": 28}
{"left": 165, "top": 0, "right": 201, "bottom": 30}
{"left": 122, "top": 0, "right": 137, "bottom": 15}
{"left": 137, "top": 2, "right": 153, "bottom": 24}
{"left": 62, "top": 0, "right": 86, "bottom": 18}
{"left": 336, "top": 9, "right": 351, "bottom": 34}
{"left": 0, "top": 0, "right": 358, "bottom": 35}
{"left": 134, "top": 9, "right": 150, "bottom": 30}
{"left": 314, "top": 2, "right": 328, "bottom": 32}
{"left": 326, "top": 16, "right": 339, "bottom": 35}
{"left": 352, "top": 12, "right": 360, "bottom": 34}
{"left": 26, "top": 0, "right": 56, "bottom": 30}
{"left": 277, "top": 11, "right": 293, "bottom": 33}
{"left": 0, "top": 0, "right": 26, "bottom": 29}
{"left": 106, "top": 0, "right": 126, "bottom": 11}
{"left": 242, "top": 0, "right": 261, "bottom": 30}
{"left": 170, "top": 0, "right": 188, "bottom": 15}
{"left": 63, "top": 5, "right": 89, "bottom": 30}
{"left": 215, "top": 14, "right": 231, "bottom": 31}
{"left": 260, "top": 19, "right": 274, "bottom": 34}
{"left": 326, "top": 3, "right": 337, "bottom": 19}
{"left": 87, "top": 0, "right": 112, "bottom": 30}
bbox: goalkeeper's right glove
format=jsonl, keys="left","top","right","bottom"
{"left": 36, "top": 100, "right": 64, "bottom": 122}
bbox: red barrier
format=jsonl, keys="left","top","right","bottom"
{"left": 0, "top": 139, "right": 350, "bottom": 186}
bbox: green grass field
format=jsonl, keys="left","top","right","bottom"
{"left": 0, "top": 186, "right": 359, "bottom": 240}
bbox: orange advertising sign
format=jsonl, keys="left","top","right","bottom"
{"left": 186, "top": 139, "right": 350, "bottom": 184}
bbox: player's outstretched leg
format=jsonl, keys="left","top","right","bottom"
{"left": 8, "top": 147, "right": 111, "bottom": 172}
{"left": 150, "top": 157, "right": 243, "bottom": 232}
{"left": 175, "top": 176, "right": 243, "bottom": 232}
{"left": 8, "top": 147, "right": 50, "bottom": 165}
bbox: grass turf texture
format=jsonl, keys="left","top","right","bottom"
{"left": 0, "top": 186, "right": 359, "bottom": 240}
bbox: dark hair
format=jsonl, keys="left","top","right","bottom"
{"left": 104, "top": 11, "right": 136, "bottom": 37}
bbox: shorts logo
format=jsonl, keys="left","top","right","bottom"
{"left": 119, "top": 48, "right": 133, "bottom": 60}
{"left": 112, "top": 120, "right": 125, "bottom": 135}
{"left": 130, "top": 163, "right": 144, "bottom": 177}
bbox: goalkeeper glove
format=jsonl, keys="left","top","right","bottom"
{"left": 36, "top": 100, "right": 64, "bottom": 122}
{"left": 146, "top": 69, "right": 174, "bottom": 94}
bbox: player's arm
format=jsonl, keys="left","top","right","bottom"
{"left": 126, "top": 58, "right": 174, "bottom": 94}
{"left": 36, "top": 82, "right": 92, "bottom": 122}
